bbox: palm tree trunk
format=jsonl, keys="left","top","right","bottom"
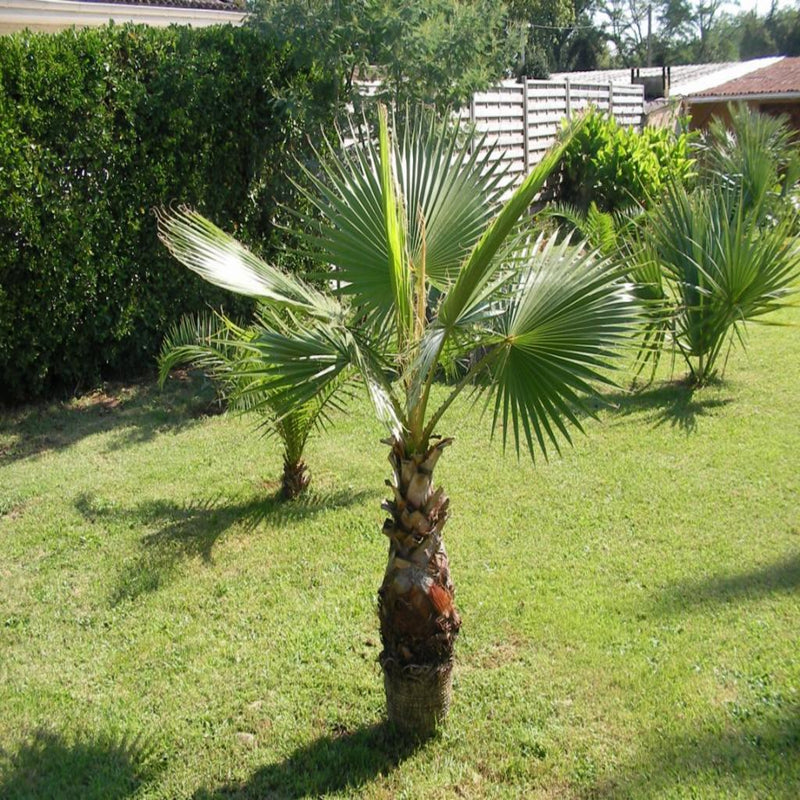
{"left": 378, "top": 436, "right": 461, "bottom": 736}
{"left": 281, "top": 459, "right": 310, "bottom": 500}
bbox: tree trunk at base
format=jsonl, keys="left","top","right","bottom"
{"left": 378, "top": 436, "right": 461, "bottom": 736}
{"left": 281, "top": 459, "right": 310, "bottom": 500}
{"left": 383, "top": 660, "right": 453, "bottom": 738}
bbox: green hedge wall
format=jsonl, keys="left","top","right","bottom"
{"left": 0, "top": 23, "right": 336, "bottom": 403}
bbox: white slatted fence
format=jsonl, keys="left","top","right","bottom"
{"left": 463, "top": 79, "right": 645, "bottom": 195}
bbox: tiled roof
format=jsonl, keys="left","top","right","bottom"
{"left": 690, "top": 56, "right": 800, "bottom": 98}
{"left": 77, "top": 0, "right": 242, "bottom": 11}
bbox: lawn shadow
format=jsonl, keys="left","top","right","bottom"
{"left": 193, "top": 721, "right": 423, "bottom": 799}
{"left": 0, "top": 728, "right": 159, "bottom": 800}
{"left": 592, "top": 706, "right": 800, "bottom": 799}
{"left": 74, "top": 486, "right": 378, "bottom": 605}
{"left": 0, "top": 372, "right": 222, "bottom": 464}
{"left": 652, "top": 552, "right": 800, "bottom": 616}
{"left": 600, "top": 379, "right": 734, "bottom": 434}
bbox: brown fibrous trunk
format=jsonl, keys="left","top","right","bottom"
{"left": 281, "top": 459, "right": 310, "bottom": 500}
{"left": 377, "top": 436, "right": 461, "bottom": 733}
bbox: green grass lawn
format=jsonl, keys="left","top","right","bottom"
{"left": 1, "top": 315, "right": 798, "bottom": 799}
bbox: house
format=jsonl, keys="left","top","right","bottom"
{"left": 551, "top": 58, "right": 785, "bottom": 128}
{"left": 0, "top": 0, "right": 245, "bottom": 35}
{"left": 685, "top": 56, "right": 800, "bottom": 131}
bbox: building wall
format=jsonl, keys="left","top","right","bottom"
{"left": 688, "top": 99, "right": 800, "bottom": 131}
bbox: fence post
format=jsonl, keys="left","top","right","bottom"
{"left": 522, "top": 80, "right": 530, "bottom": 174}
{"left": 565, "top": 78, "right": 571, "bottom": 122}
{"left": 608, "top": 81, "right": 614, "bottom": 118}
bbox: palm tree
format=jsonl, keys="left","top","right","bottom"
{"left": 646, "top": 181, "right": 800, "bottom": 385}
{"left": 158, "top": 107, "right": 632, "bottom": 736}
{"left": 702, "top": 103, "right": 800, "bottom": 223}
{"left": 158, "top": 310, "right": 348, "bottom": 499}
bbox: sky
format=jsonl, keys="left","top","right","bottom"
{"left": 727, "top": 0, "right": 798, "bottom": 15}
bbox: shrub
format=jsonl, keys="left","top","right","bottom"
{"left": 0, "top": 24, "right": 336, "bottom": 403}
{"left": 559, "top": 109, "right": 695, "bottom": 212}
{"left": 701, "top": 103, "right": 800, "bottom": 225}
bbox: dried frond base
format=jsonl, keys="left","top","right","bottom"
{"left": 377, "top": 436, "right": 461, "bottom": 735}
{"left": 281, "top": 460, "right": 310, "bottom": 500}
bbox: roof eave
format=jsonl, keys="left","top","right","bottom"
{"left": 688, "top": 91, "right": 800, "bottom": 104}
{"left": 0, "top": 0, "right": 246, "bottom": 34}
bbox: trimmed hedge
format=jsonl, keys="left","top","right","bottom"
{"left": 0, "top": 23, "right": 336, "bottom": 403}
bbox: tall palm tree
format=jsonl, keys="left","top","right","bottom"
{"left": 158, "top": 107, "right": 632, "bottom": 736}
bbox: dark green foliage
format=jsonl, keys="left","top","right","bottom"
{"left": 0, "top": 24, "right": 336, "bottom": 403}
{"left": 250, "top": 0, "right": 510, "bottom": 113}
{"left": 559, "top": 110, "right": 695, "bottom": 213}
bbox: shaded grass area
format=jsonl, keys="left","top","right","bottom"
{"left": 0, "top": 370, "right": 221, "bottom": 463}
{"left": 192, "top": 722, "right": 421, "bottom": 799}
{"left": 652, "top": 553, "right": 800, "bottom": 614}
{"left": 73, "top": 487, "right": 377, "bottom": 605}
{"left": 600, "top": 379, "right": 736, "bottom": 434}
{"left": 1, "top": 314, "right": 798, "bottom": 798}
{"left": 0, "top": 728, "right": 160, "bottom": 800}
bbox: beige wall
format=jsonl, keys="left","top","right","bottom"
{"left": 688, "top": 99, "right": 800, "bottom": 131}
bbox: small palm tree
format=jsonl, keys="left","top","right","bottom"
{"left": 554, "top": 106, "right": 800, "bottom": 388}
{"left": 703, "top": 103, "right": 800, "bottom": 222}
{"left": 647, "top": 181, "right": 800, "bottom": 385}
{"left": 158, "top": 107, "right": 632, "bottom": 735}
{"left": 158, "top": 309, "right": 348, "bottom": 499}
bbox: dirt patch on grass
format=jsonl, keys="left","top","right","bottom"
{"left": 0, "top": 497, "right": 32, "bottom": 521}
{"left": 463, "top": 633, "right": 532, "bottom": 670}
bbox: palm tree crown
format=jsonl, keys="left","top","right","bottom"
{"left": 159, "top": 107, "right": 630, "bottom": 458}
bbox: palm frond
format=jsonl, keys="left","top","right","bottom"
{"left": 229, "top": 315, "right": 404, "bottom": 437}
{"left": 407, "top": 119, "right": 588, "bottom": 421}
{"left": 156, "top": 208, "right": 339, "bottom": 319}
{"left": 395, "top": 110, "right": 507, "bottom": 288}
{"left": 378, "top": 104, "right": 414, "bottom": 346}
{"left": 158, "top": 310, "right": 240, "bottom": 390}
{"left": 293, "top": 107, "right": 505, "bottom": 330}
{"left": 485, "top": 233, "right": 632, "bottom": 459}
{"left": 438, "top": 115, "right": 587, "bottom": 332}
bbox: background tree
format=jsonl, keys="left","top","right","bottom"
{"left": 595, "top": 0, "right": 652, "bottom": 64}
{"left": 658, "top": 0, "right": 729, "bottom": 61}
{"left": 594, "top": 0, "right": 756, "bottom": 67}
{"left": 552, "top": 0, "right": 614, "bottom": 71}
{"left": 725, "top": 5, "right": 800, "bottom": 59}
{"left": 506, "top": 0, "right": 575, "bottom": 76}
{"left": 249, "top": 0, "right": 509, "bottom": 112}
{"left": 769, "top": 5, "right": 800, "bottom": 55}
